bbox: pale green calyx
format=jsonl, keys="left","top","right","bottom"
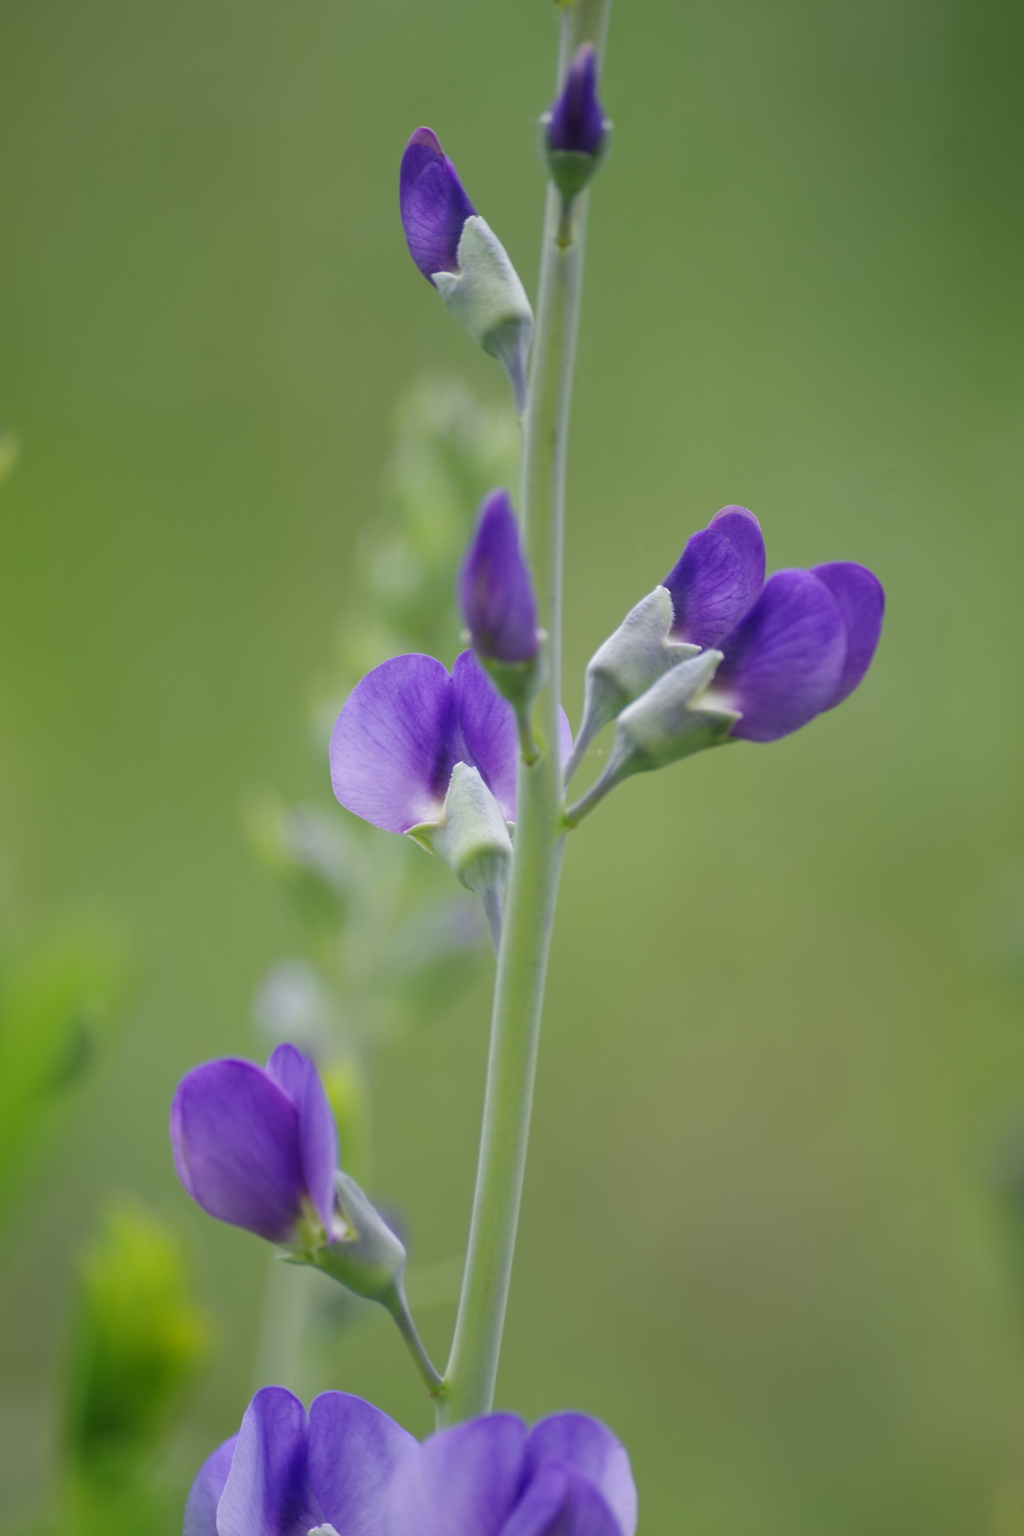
{"left": 433, "top": 217, "right": 533, "bottom": 414}
{"left": 310, "top": 1172, "right": 406, "bottom": 1301}
{"left": 564, "top": 650, "right": 739, "bottom": 826}
{"left": 407, "top": 763, "right": 513, "bottom": 950}
{"left": 564, "top": 586, "right": 699, "bottom": 783}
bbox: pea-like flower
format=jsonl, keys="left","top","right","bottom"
{"left": 171, "top": 1045, "right": 339, "bottom": 1248}
{"left": 566, "top": 506, "right": 883, "bottom": 819}
{"left": 399, "top": 130, "right": 533, "bottom": 412}
{"left": 185, "top": 1385, "right": 637, "bottom": 1536}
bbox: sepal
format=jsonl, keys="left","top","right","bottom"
{"left": 433, "top": 218, "right": 533, "bottom": 413}
{"left": 565, "top": 650, "right": 738, "bottom": 825}
{"left": 407, "top": 762, "right": 512, "bottom": 949}
{"left": 310, "top": 1172, "right": 406, "bottom": 1303}
{"left": 565, "top": 586, "right": 699, "bottom": 782}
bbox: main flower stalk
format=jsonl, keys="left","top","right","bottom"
{"left": 440, "top": 0, "right": 612, "bottom": 1425}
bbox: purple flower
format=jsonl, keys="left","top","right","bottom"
{"left": 546, "top": 44, "right": 606, "bottom": 158}
{"left": 663, "top": 506, "right": 884, "bottom": 741}
{"left": 330, "top": 650, "right": 571, "bottom": 836}
{"left": 400, "top": 128, "right": 476, "bottom": 284}
{"left": 459, "top": 490, "right": 539, "bottom": 666}
{"left": 171, "top": 1045, "right": 339, "bottom": 1246}
{"left": 185, "top": 1386, "right": 637, "bottom": 1536}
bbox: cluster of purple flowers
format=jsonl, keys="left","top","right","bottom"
{"left": 187, "top": 1387, "right": 636, "bottom": 1536}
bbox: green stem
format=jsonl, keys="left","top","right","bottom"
{"left": 439, "top": 0, "right": 612, "bottom": 1426}
{"left": 385, "top": 1279, "right": 445, "bottom": 1398}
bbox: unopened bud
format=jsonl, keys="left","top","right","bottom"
{"left": 544, "top": 45, "right": 611, "bottom": 202}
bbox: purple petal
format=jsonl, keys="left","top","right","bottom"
{"left": 500, "top": 1464, "right": 624, "bottom": 1536}
{"left": 459, "top": 490, "right": 539, "bottom": 664}
{"left": 714, "top": 569, "right": 847, "bottom": 742}
{"left": 399, "top": 128, "right": 476, "bottom": 282}
{"left": 267, "top": 1045, "right": 339, "bottom": 1237}
{"left": 171, "top": 1060, "right": 304, "bottom": 1243}
{"left": 330, "top": 654, "right": 463, "bottom": 834}
{"left": 184, "top": 1435, "right": 238, "bottom": 1536}
{"left": 308, "top": 1392, "right": 416, "bottom": 1536}
{"left": 453, "top": 649, "right": 520, "bottom": 821}
{"left": 382, "top": 1415, "right": 527, "bottom": 1536}
{"left": 525, "top": 1415, "right": 636, "bottom": 1536}
{"left": 217, "top": 1388, "right": 320, "bottom": 1536}
{"left": 663, "top": 506, "right": 765, "bottom": 647}
{"left": 547, "top": 45, "right": 605, "bottom": 157}
{"left": 810, "top": 561, "right": 884, "bottom": 708}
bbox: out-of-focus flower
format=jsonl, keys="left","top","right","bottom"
{"left": 185, "top": 1386, "right": 638, "bottom": 1536}
{"left": 171, "top": 1045, "right": 339, "bottom": 1248}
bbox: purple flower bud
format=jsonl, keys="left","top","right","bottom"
{"left": 186, "top": 1389, "right": 637, "bottom": 1536}
{"left": 663, "top": 505, "right": 766, "bottom": 648}
{"left": 547, "top": 44, "right": 606, "bottom": 157}
{"left": 399, "top": 127, "right": 476, "bottom": 283}
{"left": 459, "top": 489, "right": 539, "bottom": 665}
{"left": 170, "top": 1045, "right": 339, "bottom": 1246}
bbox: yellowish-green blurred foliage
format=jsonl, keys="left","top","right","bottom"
{"left": 59, "top": 1204, "right": 211, "bottom": 1536}
{"left": 0, "top": 929, "right": 128, "bottom": 1240}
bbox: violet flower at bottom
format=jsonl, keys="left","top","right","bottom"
{"left": 185, "top": 1386, "right": 637, "bottom": 1536}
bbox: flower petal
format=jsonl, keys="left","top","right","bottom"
{"left": 525, "top": 1415, "right": 636, "bottom": 1536}
{"left": 308, "top": 1392, "right": 416, "bottom": 1536}
{"left": 399, "top": 128, "right": 476, "bottom": 282}
{"left": 459, "top": 490, "right": 539, "bottom": 664}
{"left": 171, "top": 1060, "right": 304, "bottom": 1243}
{"left": 713, "top": 569, "right": 847, "bottom": 742}
{"left": 331, "top": 654, "right": 462, "bottom": 834}
{"left": 662, "top": 506, "right": 765, "bottom": 648}
{"left": 453, "top": 651, "right": 574, "bottom": 820}
{"left": 217, "top": 1388, "right": 320, "bottom": 1536}
{"left": 546, "top": 45, "right": 606, "bottom": 157}
{"left": 184, "top": 1435, "right": 238, "bottom": 1536}
{"left": 267, "top": 1045, "right": 339, "bottom": 1238}
{"left": 382, "top": 1415, "right": 526, "bottom": 1536}
{"left": 453, "top": 649, "right": 519, "bottom": 820}
{"left": 499, "top": 1463, "right": 625, "bottom": 1536}
{"left": 810, "top": 561, "right": 884, "bottom": 708}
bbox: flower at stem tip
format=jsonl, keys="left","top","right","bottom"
{"left": 185, "top": 1385, "right": 638, "bottom": 1536}
{"left": 400, "top": 129, "right": 533, "bottom": 412}
{"left": 544, "top": 44, "right": 611, "bottom": 204}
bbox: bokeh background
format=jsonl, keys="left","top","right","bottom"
{"left": 1, "top": 0, "right": 1023, "bottom": 1531}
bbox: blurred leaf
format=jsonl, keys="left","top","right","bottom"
{"left": 0, "top": 926, "right": 129, "bottom": 1237}
{"left": 322, "top": 1055, "right": 372, "bottom": 1186}
{"left": 0, "top": 429, "right": 19, "bottom": 487}
{"left": 243, "top": 793, "right": 368, "bottom": 935}
{"left": 64, "top": 1201, "right": 211, "bottom": 1488}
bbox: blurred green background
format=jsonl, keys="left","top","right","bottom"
{"left": 1, "top": 0, "right": 1023, "bottom": 1531}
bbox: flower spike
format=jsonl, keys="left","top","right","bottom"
{"left": 400, "top": 129, "right": 533, "bottom": 412}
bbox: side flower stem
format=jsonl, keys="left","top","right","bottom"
{"left": 439, "top": 0, "right": 611, "bottom": 1427}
